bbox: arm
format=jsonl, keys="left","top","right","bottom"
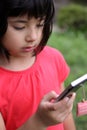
{"left": 0, "top": 87, "right": 76, "bottom": 130}
{"left": 61, "top": 84, "right": 76, "bottom": 130}
{"left": 0, "top": 113, "right": 6, "bottom": 130}
{"left": 0, "top": 112, "right": 46, "bottom": 130}
{"left": 17, "top": 90, "right": 76, "bottom": 130}
{"left": 17, "top": 113, "right": 46, "bottom": 130}
{"left": 63, "top": 113, "right": 76, "bottom": 130}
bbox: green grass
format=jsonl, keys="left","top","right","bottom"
{"left": 47, "top": 31, "right": 87, "bottom": 129}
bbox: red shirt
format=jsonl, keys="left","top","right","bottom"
{"left": 0, "top": 46, "right": 70, "bottom": 130}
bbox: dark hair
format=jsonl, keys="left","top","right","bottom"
{"left": 0, "top": 0, "right": 55, "bottom": 58}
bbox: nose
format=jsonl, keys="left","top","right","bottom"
{"left": 25, "top": 28, "right": 37, "bottom": 42}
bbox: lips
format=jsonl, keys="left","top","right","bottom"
{"left": 22, "top": 46, "right": 36, "bottom": 52}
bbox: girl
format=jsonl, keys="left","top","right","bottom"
{"left": 0, "top": 0, "right": 76, "bottom": 130}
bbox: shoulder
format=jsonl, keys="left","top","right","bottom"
{"left": 43, "top": 45, "right": 61, "bottom": 54}
{"left": 40, "top": 45, "right": 64, "bottom": 60}
{"left": 39, "top": 46, "right": 68, "bottom": 66}
{"left": 39, "top": 46, "right": 70, "bottom": 82}
{"left": 38, "top": 45, "right": 70, "bottom": 72}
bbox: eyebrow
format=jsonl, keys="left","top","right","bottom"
{"left": 9, "top": 20, "right": 28, "bottom": 24}
{"left": 8, "top": 17, "right": 45, "bottom": 24}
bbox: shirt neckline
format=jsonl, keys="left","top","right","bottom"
{"left": 0, "top": 54, "right": 39, "bottom": 74}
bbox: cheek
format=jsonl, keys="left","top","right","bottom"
{"left": 2, "top": 32, "right": 23, "bottom": 49}
{"left": 2, "top": 39, "right": 19, "bottom": 53}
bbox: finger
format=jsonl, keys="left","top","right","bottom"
{"left": 58, "top": 93, "right": 75, "bottom": 112}
{"left": 43, "top": 91, "right": 58, "bottom": 101}
{"left": 67, "top": 92, "right": 76, "bottom": 106}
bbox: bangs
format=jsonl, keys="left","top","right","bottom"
{"left": 7, "top": 0, "right": 54, "bottom": 23}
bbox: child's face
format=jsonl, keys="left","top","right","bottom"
{"left": 1, "top": 15, "right": 44, "bottom": 57}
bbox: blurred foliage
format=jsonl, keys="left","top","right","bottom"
{"left": 57, "top": 4, "right": 87, "bottom": 33}
{"left": 71, "top": 0, "right": 87, "bottom": 4}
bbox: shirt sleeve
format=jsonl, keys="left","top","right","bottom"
{"left": 53, "top": 49, "right": 70, "bottom": 83}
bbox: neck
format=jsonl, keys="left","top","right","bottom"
{"left": 0, "top": 54, "right": 36, "bottom": 71}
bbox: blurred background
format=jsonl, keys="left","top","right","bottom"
{"left": 47, "top": 0, "right": 87, "bottom": 129}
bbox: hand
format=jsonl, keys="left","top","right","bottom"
{"left": 35, "top": 91, "right": 76, "bottom": 127}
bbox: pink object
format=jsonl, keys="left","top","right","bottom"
{"left": 77, "top": 101, "right": 87, "bottom": 116}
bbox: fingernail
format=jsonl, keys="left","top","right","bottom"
{"left": 64, "top": 97, "right": 69, "bottom": 102}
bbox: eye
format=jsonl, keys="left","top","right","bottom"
{"left": 13, "top": 26, "right": 25, "bottom": 30}
{"left": 37, "top": 22, "right": 44, "bottom": 28}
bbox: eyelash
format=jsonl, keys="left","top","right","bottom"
{"left": 37, "top": 24, "right": 44, "bottom": 28}
{"left": 14, "top": 23, "right": 44, "bottom": 29}
{"left": 13, "top": 26, "right": 25, "bottom": 30}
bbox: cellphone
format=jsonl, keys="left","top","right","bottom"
{"left": 55, "top": 74, "right": 87, "bottom": 102}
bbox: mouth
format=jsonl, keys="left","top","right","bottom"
{"left": 22, "top": 45, "right": 36, "bottom": 52}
